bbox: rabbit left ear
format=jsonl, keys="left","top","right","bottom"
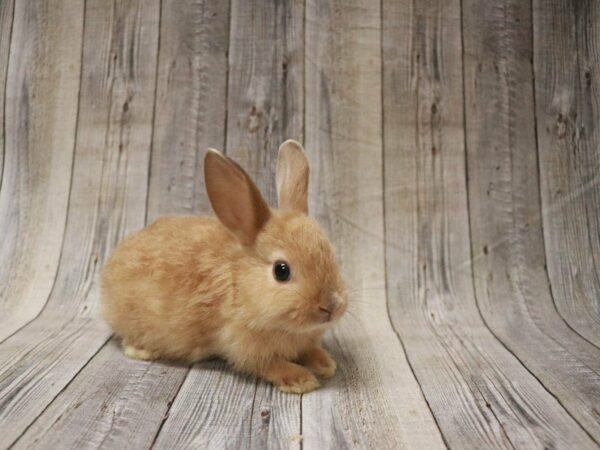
{"left": 276, "top": 140, "right": 309, "bottom": 214}
{"left": 204, "top": 149, "right": 271, "bottom": 245}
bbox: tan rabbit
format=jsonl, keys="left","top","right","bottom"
{"left": 101, "top": 140, "right": 347, "bottom": 393}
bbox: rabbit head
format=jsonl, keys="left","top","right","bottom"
{"left": 204, "top": 140, "right": 347, "bottom": 334}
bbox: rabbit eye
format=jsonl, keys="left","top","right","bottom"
{"left": 273, "top": 260, "right": 291, "bottom": 282}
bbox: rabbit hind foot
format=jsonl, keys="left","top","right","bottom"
{"left": 123, "top": 344, "right": 159, "bottom": 361}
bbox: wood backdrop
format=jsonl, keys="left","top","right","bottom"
{"left": 0, "top": 0, "right": 599, "bottom": 448}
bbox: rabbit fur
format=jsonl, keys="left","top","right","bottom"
{"left": 101, "top": 140, "right": 347, "bottom": 393}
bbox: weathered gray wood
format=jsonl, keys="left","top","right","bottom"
{"left": 533, "top": 0, "right": 600, "bottom": 348}
{"left": 1, "top": 1, "right": 599, "bottom": 448}
{"left": 0, "top": 0, "right": 81, "bottom": 342}
{"left": 13, "top": 339, "right": 188, "bottom": 450}
{"left": 154, "top": 1, "right": 304, "bottom": 447}
{"left": 250, "top": 383, "right": 302, "bottom": 449}
{"left": 383, "top": 0, "right": 599, "bottom": 448}
{"left": 463, "top": 0, "right": 600, "bottom": 442}
{"left": 0, "top": 0, "right": 14, "bottom": 186}
{"left": 0, "top": 0, "right": 158, "bottom": 447}
{"left": 156, "top": 374, "right": 303, "bottom": 449}
{"left": 303, "top": 0, "right": 446, "bottom": 448}
{"left": 225, "top": 0, "right": 304, "bottom": 202}
{"left": 154, "top": 361, "right": 256, "bottom": 449}
{"left": 147, "top": 0, "right": 230, "bottom": 217}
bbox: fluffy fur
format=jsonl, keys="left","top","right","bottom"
{"left": 101, "top": 140, "right": 347, "bottom": 393}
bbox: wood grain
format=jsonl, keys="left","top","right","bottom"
{"left": 0, "top": 0, "right": 159, "bottom": 447}
{"left": 249, "top": 382, "right": 302, "bottom": 450}
{"left": 383, "top": 0, "right": 598, "bottom": 447}
{"left": 303, "top": 0, "right": 446, "bottom": 448}
{"left": 0, "top": 1, "right": 599, "bottom": 448}
{"left": 0, "top": 0, "right": 14, "bottom": 186}
{"left": 463, "top": 0, "right": 600, "bottom": 442}
{"left": 533, "top": 0, "right": 600, "bottom": 348}
{"left": 147, "top": 0, "right": 230, "bottom": 218}
{"left": 155, "top": 371, "right": 303, "bottom": 450}
{"left": 225, "top": 0, "right": 304, "bottom": 202}
{"left": 0, "top": 0, "right": 81, "bottom": 342}
{"left": 153, "top": 361, "right": 256, "bottom": 449}
{"left": 13, "top": 339, "right": 188, "bottom": 450}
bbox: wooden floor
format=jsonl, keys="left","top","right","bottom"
{"left": 0, "top": 0, "right": 599, "bottom": 448}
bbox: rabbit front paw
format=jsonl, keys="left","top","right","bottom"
{"left": 264, "top": 359, "right": 320, "bottom": 394}
{"left": 301, "top": 346, "right": 337, "bottom": 378}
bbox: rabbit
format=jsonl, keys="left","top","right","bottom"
{"left": 101, "top": 140, "right": 347, "bottom": 393}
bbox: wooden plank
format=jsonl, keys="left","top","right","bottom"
{"left": 533, "top": 0, "right": 600, "bottom": 347}
{"left": 156, "top": 376, "right": 300, "bottom": 449}
{"left": 147, "top": 0, "right": 230, "bottom": 217}
{"left": 224, "top": 0, "right": 304, "bottom": 201}
{"left": 154, "top": 1, "right": 304, "bottom": 447}
{"left": 463, "top": 0, "right": 600, "bottom": 442}
{"left": 383, "top": 0, "right": 599, "bottom": 448}
{"left": 0, "top": 0, "right": 158, "bottom": 447}
{"left": 303, "top": 0, "right": 446, "bottom": 448}
{"left": 12, "top": 339, "right": 188, "bottom": 450}
{"left": 0, "top": 0, "right": 14, "bottom": 185}
{"left": 153, "top": 361, "right": 255, "bottom": 449}
{"left": 0, "top": 0, "right": 80, "bottom": 342}
{"left": 249, "top": 383, "right": 302, "bottom": 449}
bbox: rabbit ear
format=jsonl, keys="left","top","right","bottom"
{"left": 276, "top": 139, "right": 309, "bottom": 213}
{"left": 204, "top": 149, "right": 271, "bottom": 245}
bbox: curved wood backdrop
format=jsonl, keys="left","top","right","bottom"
{"left": 0, "top": 0, "right": 598, "bottom": 448}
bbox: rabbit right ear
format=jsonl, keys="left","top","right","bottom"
{"left": 276, "top": 140, "right": 309, "bottom": 213}
{"left": 204, "top": 149, "right": 271, "bottom": 245}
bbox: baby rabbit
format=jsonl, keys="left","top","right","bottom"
{"left": 101, "top": 140, "right": 347, "bottom": 393}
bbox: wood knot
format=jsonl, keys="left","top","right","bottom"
{"left": 260, "top": 407, "right": 271, "bottom": 425}
{"left": 245, "top": 106, "right": 262, "bottom": 133}
{"left": 556, "top": 113, "right": 568, "bottom": 139}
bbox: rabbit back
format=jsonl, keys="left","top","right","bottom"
{"left": 101, "top": 215, "right": 236, "bottom": 361}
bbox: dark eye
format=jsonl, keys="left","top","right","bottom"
{"left": 273, "top": 260, "right": 291, "bottom": 282}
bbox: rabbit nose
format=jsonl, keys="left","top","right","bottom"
{"left": 319, "top": 295, "right": 336, "bottom": 312}
{"left": 320, "top": 293, "right": 342, "bottom": 314}
{"left": 319, "top": 306, "right": 333, "bottom": 321}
